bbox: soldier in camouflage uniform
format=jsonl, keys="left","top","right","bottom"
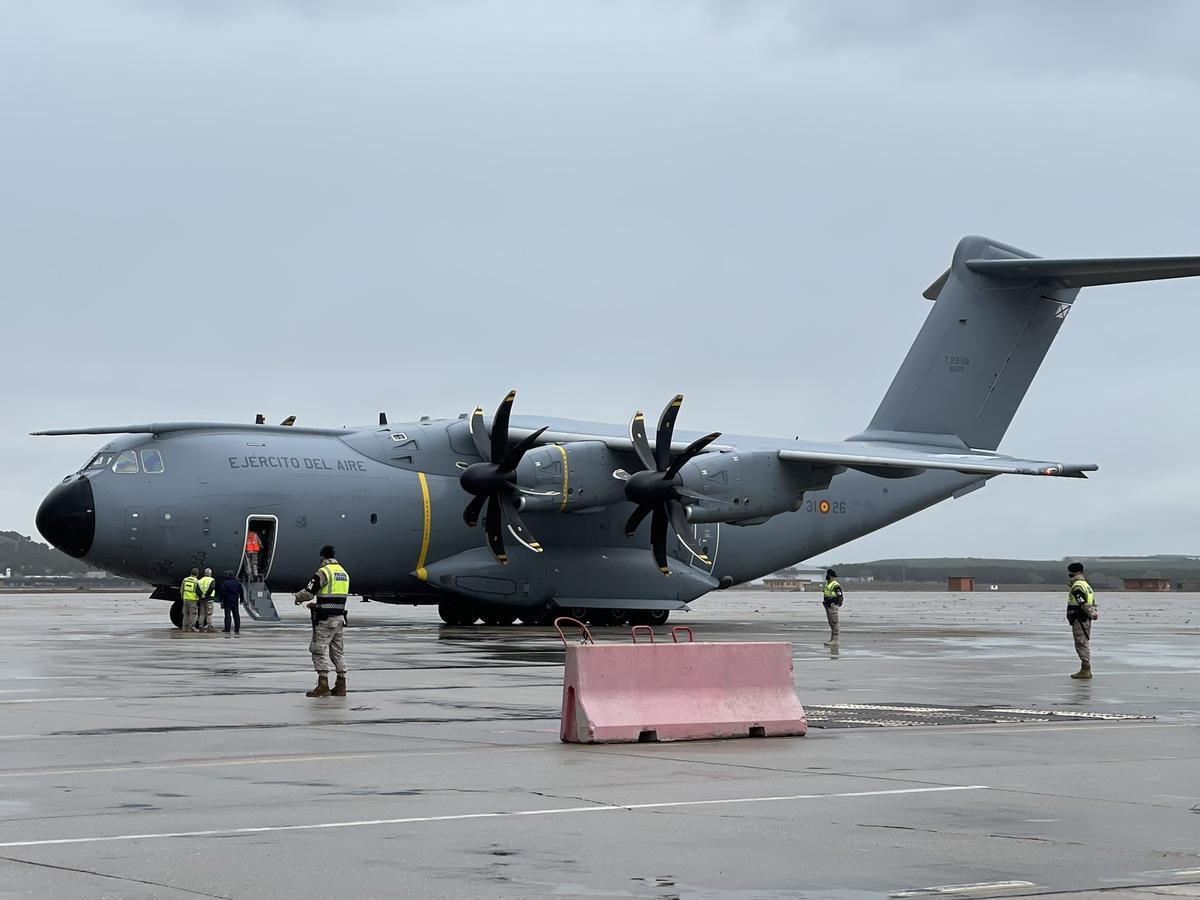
{"left": 295, "top": 545, "right": 350, "bottom": 698}
{"left": 822, "top": 569, "right": 844, "bottom": 646}
{"left": 179, "top": 568, "right": 201, "bottom": 632}
{"left": 196, "top": 567, "right": 216, "bottom": 633}
{"left": 1066, "top": 561, "right": 1098, "bottom": 679}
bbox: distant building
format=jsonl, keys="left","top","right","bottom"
{"left": 763, "top": 578, "right": 812, "bottom": 592}
{"left": 760, "top": 566, "right": 825, "bottom": 590}
{"left": 1179, "top": 581, "right": 1200, "bottom": 592}
{"left": 947, "top": 576, "right": 975, "bottom": 592}
{"left": 1122, "top": 577, "right": 1171, "bottom": 592}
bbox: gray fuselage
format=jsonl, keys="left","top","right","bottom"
{"left": 56, "top": 417, "right": 980, "bottom": 608}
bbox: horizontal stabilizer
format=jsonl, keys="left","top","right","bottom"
{"left": 966, "top": 255, "right": 1200, "bottom": 288}
{"left": 779, "top": 445, "right": 1096, "bottom": 478}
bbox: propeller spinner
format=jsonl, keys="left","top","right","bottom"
{"left": 459, "top": 390, "right": 550, "bottom": 564}
{"left": 618, "top": 394, "right": 720, "bottom": 575}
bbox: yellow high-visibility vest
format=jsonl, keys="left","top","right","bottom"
{"left": 1067, "top": 577, "right": 1094, "bottom": 610}
{"left": 316, "top": 563, "right": 350, "bottom": 611}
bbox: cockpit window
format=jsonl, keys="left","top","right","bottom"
{"left": 85, "top": 452, "right": 116, "bottom": 471}
{"left": 112, "top": 450, "right": 140, "bottom": 474}
{"left": 140, "top": 449, "right": 165, "bottom": 474}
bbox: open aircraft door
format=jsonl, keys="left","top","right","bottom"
{"left": 668, "top": 520, "right": 718, "bottom": 577}
{"left": 239, "top": 515, "right": 280, "bottom": 621}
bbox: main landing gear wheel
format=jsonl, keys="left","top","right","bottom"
{"left": 169, "top": 600, "right": 182, "bottom": 629}
{"left": 628, "top": 609, "right": 670, "bottom": 626}
{"left": 588, "top": 608, "right": 629, "bottom": 627}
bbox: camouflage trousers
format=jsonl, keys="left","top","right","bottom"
{"left": 181, "top": 600, "right": 198, "bottom": 632}
{"left": 1071, "top": 618, "right": 1092, "bottom": 667}
{"left": 310, "top": 616, "right": 346, "bottom": 674}
{"left": 824, "top": 602, "right": 840, "bottom": 639}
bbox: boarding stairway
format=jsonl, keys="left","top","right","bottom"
{"left": 241, "top": 577, "right": 280, "bottom": 622}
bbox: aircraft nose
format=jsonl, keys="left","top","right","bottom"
{"left": 36, "top": 475, "right": 96, "bottom": 558}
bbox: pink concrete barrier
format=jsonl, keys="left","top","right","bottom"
{"left": 560, "top": 640, "right": 806, "bottom": 743}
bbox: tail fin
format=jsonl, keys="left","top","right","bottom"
{"left": 859, "top": 235, "right": 1200, "bottom": 451}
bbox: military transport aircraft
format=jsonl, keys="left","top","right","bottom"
{"left": 33, "top": 236, "right": 1200, "bottom": 628}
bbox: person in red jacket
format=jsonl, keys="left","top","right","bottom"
{"left": 245, "top": 531, "right": 263, "bottom": 579}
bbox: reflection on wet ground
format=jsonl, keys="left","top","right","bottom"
{"left": 2, "top": 591, "right": 1198, "bottom": 898}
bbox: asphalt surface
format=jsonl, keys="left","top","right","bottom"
{"left": 1, "top": 590, "right": 1197, "bottom": 899}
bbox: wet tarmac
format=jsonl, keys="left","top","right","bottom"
{"left": 1, "top": 590, "right": 1197, "bottom": 899}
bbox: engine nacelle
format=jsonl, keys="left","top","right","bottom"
{"left": 677, "top": 449, "right": 819, "bottom": 525}
{"left": 513, "top": 441, "right": 627, "bottom": 513}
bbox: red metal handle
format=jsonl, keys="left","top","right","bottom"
{"left": 671, "top": 626, "right": 694, "bottom": 643}
{"left": 553, "top": 616, "right": 594, "bottom": 647}
{"left": 630, "top": 625, "right": 656, "bottom": 644}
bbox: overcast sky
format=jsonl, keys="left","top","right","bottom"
{"left": 3, "top": 1, "right": 1198, "bottom": 562}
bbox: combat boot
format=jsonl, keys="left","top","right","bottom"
{"left": 1070, "top": 665, "right": 1093, "bottom": 680}
{"left": 332, "top": 674, "right": 347, "bottom": 696}
{"left": 306, "top": 675, "right": 331, "bottom": 697}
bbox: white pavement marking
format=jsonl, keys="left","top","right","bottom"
{"left": 891, "top": 881, "right": 1036, "bottom": 897}
{"left": 1139, "top": 868, "right": 1200, "bottom": 878}
{"left": 0, "top": 696, "right": 109, "bottom": 704}
{"left": 0, "top": 784, "right": 988, "bottom": 849}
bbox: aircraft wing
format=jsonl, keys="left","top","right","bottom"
{"left": 507, "top": 422, "right": 735, "bottom": 455}
{"left": 778, "top": 444, "right": 1097, "bottom": 478}
{"left": 31, "top": 422, "right": 354, "bottom": 437}
{"left": 509, "top": 418, "right": 1094, "bottom": 478}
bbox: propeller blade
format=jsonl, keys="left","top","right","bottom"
{"left": 651, "top": 504, "right": 670, "bottom": 575}
{"left": 498, "top": 425, "right": 548, "bottom": 473}
{"left": 280, "top": 416, "right": 296, "bottom": 427}
{"left": 668, "top": 499, "right": 710, "bottom": 563}
{"left": 491, "top": 390, "right": 517, "bottom": 462}
{"left": 624, "top": 503, "right": 653, "bottom": 537}
{"left": 485, "top": 494, "right": 507, "bottom": 564}
{"left": 255, "top": 414, "right": 265, "bottom": 425}
{"left": 463, "top": 494, "right": 487, "bottom": 528}
{"left": 467, "top": 406, "right": 491, "bottom": 460}
{"left": 655, "top": 394, "right": 683, "bottom": 471}
{"left": 501, "top": 500, "right": 543, "bottom": 553}
{"left": 665, "top": 431, "right": 722, "bottom": 478}
{"left": 629, "top": 411, "right": 655, "bottom": 472}
{"left": 379, "top": 412, "right": 388, "bottom": 426}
